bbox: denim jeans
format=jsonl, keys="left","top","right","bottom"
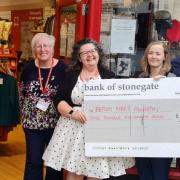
{"left": 23, "top": 128, "right": 63, "bottom": 180}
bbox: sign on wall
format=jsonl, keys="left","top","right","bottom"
{"left": 11, "top": 9, "right": 43, "bottom": 52}
{"left": 0, "top": 11, "right": 11, "bottom": 20}
{"left": 110, "top": 19, "right": 136, "bottom": 54}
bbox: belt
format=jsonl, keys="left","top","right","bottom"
{"left": 73, "top": 104, "right": 81, "bottom": 107}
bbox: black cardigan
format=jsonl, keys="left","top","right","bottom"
{"left": 54, "top": 68, "right": 115, "bottom": 108}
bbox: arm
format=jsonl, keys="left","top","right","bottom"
{"left": 57, "top": 100, "right": 87, "bottom": 123}
{"left": 55, "top": 71, "right": 87, "bottom": 123}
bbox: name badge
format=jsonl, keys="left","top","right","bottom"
{"left": 0, "top": 78, "right": 3, "bottom": 85}
{"left": 36, "top": 99, "right": 50, "bottom": 112}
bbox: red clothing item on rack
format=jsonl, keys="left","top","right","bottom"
{"left": 166, "top": 19, "right": 180, "bottom": 44}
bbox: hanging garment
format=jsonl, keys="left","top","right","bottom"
{"left": 44, "top": 15, "right": 55, "bottom": 35}
{"left": 0, "top": 72, "right": 20, "bottom": 126}
{"left": 166, "top": 19, "right": 180, "bottom": 44}
{"left": 154, "top": 10, "right": 172, "bottom": 40}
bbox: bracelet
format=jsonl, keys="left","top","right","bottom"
{"left": 68, "top": 109, "right": 74, "bottom": 118}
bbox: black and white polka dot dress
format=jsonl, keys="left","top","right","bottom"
{"left": 43, "top": 76, "right": 134, "bottom": 179}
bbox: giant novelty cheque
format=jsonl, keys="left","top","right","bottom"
{"left": 84, "top": 78, "right": 180, "bottom": 157}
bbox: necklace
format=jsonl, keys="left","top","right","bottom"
{"left": 80, "top": 69, "right": 99, "bottom": 81}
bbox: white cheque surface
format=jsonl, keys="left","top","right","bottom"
{"left": 84, "top": 78, "right": 180, "bottom": 157}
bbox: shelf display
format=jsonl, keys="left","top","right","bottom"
{"left": 0, "top": 48, "right": 18, "bottom": 77}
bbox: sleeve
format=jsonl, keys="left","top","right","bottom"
{"left": 167, "top": 72, "right": 176, "bottom": 77}
{"left": 138, "top": 72, "right": 145, "bottom": 78}
{"left": 18, "top": 67, "right": 27, "bottom": 110}
{"left": 53, "top": 71, "right": 71, "bottom": 109}
{"left": 10, "top": 78, "right": 20, "bottom": 124}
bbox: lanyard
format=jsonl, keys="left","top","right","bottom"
{"left": 38, "top": 58, "right": 54, "bottom": 96}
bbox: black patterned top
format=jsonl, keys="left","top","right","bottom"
{"left": 19, "top": 60, "right": 66, "bottom": 130}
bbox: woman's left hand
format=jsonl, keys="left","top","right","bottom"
{"left": 71, "top": 110, "right": 87, "bottom": 124}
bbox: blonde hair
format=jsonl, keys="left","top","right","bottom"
{"left": 141, "top": 41, "right": 171, "bottom": 76}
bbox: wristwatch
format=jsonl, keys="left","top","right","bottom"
{"left": 68, "top": 109, "right": 74, "bottom": 118}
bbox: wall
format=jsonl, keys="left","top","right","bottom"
{"left": 0, "top": 0, "right": 51, "bottom": 11}
{"left": 154, "top": 0, "right": 180, "bottom": 20}
{"left": 173, "top": 0, "right": 180, "bottom": 20}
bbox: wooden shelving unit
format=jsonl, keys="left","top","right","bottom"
{"left": 0, "top": 48, "right": 18, "bottom": 78}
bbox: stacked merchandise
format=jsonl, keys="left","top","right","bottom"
{"left": 0, "top": 19, "right": 12, "bottom": 49}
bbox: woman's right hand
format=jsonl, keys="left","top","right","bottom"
{"left": 153, "top": 75, "right": 166, "bottom": 81}
{"left": 71, "top": 110, "right": 87, "bottom": 124}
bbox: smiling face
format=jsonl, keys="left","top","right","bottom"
{"left": 147, "top": 44, "right": 165, "bottom": 69}
{"left": 33, "top": 36, "right": 54, "bottom": 63}
{"left": 79, "top": 43, "right": 99, "bottom": 69}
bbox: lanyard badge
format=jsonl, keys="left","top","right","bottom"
{"left": 36, "top": 98, "right": 50, "bottom": 111}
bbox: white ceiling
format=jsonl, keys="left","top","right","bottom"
{"left": 0, "top": 0, "right": 43, "bottom": 7}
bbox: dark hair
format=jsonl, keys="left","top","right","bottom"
{"left": 68, "top": 38, "right": 106, "bottom": 71}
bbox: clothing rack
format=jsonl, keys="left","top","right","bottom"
{"left": 0, "top": 49, "right": 20, "bottom": 141}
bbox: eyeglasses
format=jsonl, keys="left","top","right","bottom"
{"left": 79, "top": 48, "right": 98, "bottom": 58}
{"left": 34, "top": 44, "right": 52, "bottom": 50}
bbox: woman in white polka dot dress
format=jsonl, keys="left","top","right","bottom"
{"left": 43, "top": 39, "right": 134, "bottom": 180}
